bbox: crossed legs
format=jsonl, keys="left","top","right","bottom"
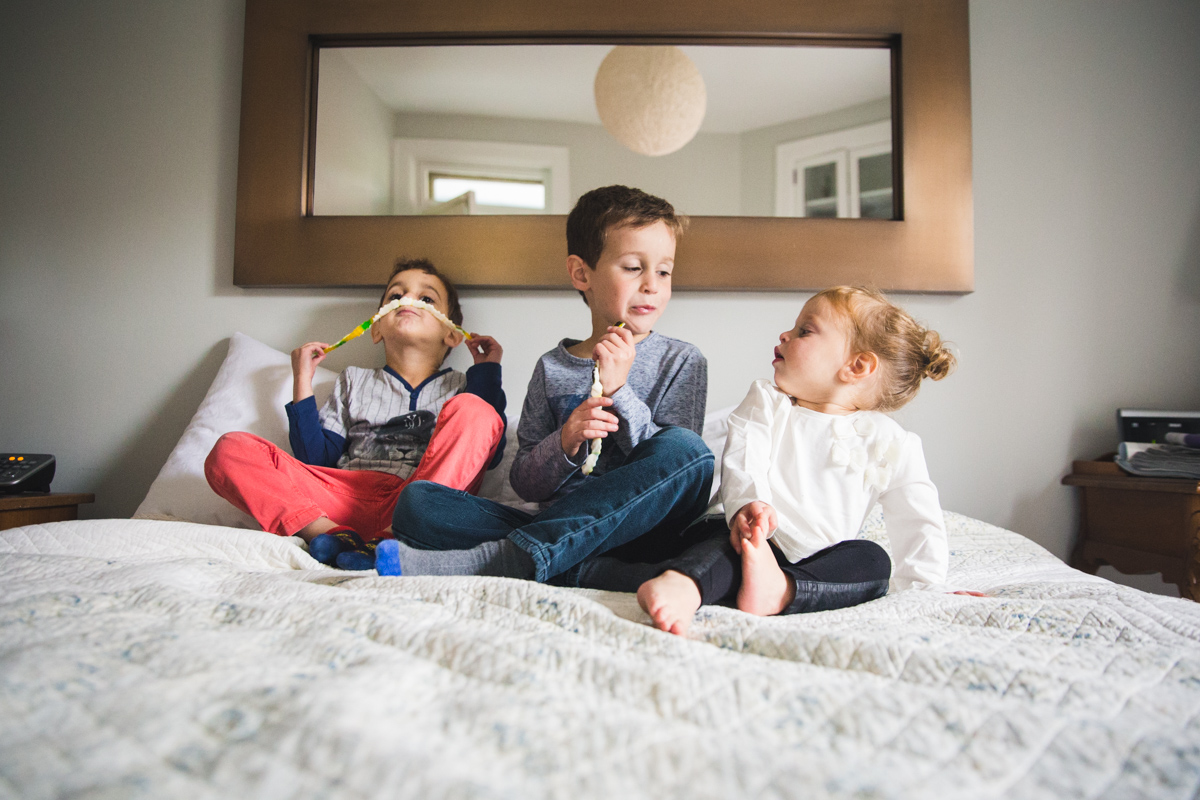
{"left": 587, "top": 517, "right": 891, "bottom": 636}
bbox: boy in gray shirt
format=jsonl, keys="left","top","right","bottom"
{"left": 378, "top": 185, "right": 713, "bottom": 582}
{"left": 512, "top": 331, "right": 706, "bottom": 505}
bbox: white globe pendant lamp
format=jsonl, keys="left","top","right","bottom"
{"left": 593, "top": 45, "right": 707, "bottom": 157}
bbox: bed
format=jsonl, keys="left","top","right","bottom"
{"left": 4, "top": 334, "right": 1200, "bottom": 799}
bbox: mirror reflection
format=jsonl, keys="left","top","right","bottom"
{"left": 313, "top": 44, "right": 893, "bottom": 219}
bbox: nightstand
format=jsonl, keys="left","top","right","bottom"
{"left": 0, "top": 493, "right": 96, "bottom": 531}
{"left": 1063, "top": 457, "right": 1200, "bottom": 601}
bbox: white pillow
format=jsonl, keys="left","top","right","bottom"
{"left": 134, "top": 333, "right": 337, "bottom": 528}
{"left": 702, "top": 403, "right": 737, "bottom": 500}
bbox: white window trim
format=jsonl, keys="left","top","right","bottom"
{"left": 775, "top": 120, "right": 892, "bottom": 217}
{"left": 392, "top": 138, "right": 570, "bottom": 215}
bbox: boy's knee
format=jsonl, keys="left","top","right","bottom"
{"left": 440, "top": 393, "right": 503, "bottom": 431}
{"left": 393, "top": 480, "right": 439, "bottom": 530}
{"left": 205, "top": 432, "right": 252, "bottom": 480}
{"left": 204, "top": 431, "right": 274, "bottom": 488}
{"left": 651, "top": 426, "right": 711, "bottom": 460}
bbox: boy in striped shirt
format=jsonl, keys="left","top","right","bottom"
{"left": 204, "top": 258, "right": 507, "bottom": 567}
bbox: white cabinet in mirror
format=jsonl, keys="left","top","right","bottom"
{"left": 774, "top": 120, "right": 893, "bottom": 219}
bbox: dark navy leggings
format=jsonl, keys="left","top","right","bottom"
{"left": 577, "top": 516, "right": 892, "bottom": 615}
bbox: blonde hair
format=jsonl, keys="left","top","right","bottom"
{"left": 812, "top": 286, "right": 956, "bottom": 412}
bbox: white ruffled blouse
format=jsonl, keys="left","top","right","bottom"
{"left": 714, "top": 379, "right": 948, "bottom": 591}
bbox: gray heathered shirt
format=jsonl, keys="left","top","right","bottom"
{"left": 510, "top": 332, "right": 707, "bottom": 506}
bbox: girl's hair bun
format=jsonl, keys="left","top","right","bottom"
{"left": 922, "top": 330, "right": 956, "bottom": 381}
{"left": 811, "top": 285, "right": 956, "bottom": 411}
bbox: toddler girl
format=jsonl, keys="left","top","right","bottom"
{"left": 594, "top": 286, "right": 956, "bottom": 636}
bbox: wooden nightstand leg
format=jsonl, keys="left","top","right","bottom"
{"left": 1069, "top": 500, "right": 1101, "bottom": 574}
{"left": 1184, "top": 510, "right": 1200, "bottom": 602}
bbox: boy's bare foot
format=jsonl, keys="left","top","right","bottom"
{"left": 737, "top": 528, "right": 795, "bottom": 616}
{"left": 637, "top": 570, "right": 702, "bottom": 637}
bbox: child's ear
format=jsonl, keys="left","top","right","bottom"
{"left": 566, "top": 255, "right": 592, "bottom": 294}
{"left": 443, "top": 328, "right": 464, "bottom": 350}
{"left": 841, "top": 352, "right": 879, "bottom": 383}
{"left": 370, "top": 324, "right": 384, "bottom": 345}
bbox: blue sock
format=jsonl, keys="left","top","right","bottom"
{"left": 307, "top": 533, "right": 347, "bottom": 565}
{"left": 336, "top": 550, "right": 376, "bottom": 571}
{"left": 375, "top": 539, "right": 403, "bottom": 575}
{"left": 308, "top": 526, "right": 378, "bottom": 568}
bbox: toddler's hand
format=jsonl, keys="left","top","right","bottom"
{"left": 560, "top": 396, "right": 619, "bottom": 458}
{"left": 291, "top": 342, "right": 329, "bottom": 403}
{"left": 593, "top": 325, "right": 636, "bottom": 397}
{"left": 730, "top": 501, "right": 777, "bottom": 555}
{"left": 465, "top": 334, "right": 502, "bottom": 365}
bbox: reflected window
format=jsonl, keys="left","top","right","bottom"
{"left": 430, "top": 174, "right": 546, "bottom": 210}
{"left": 389, "top": 138, "right": 569, "bottom": 216}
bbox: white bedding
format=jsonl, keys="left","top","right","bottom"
{"left": 3, "top": 512, "right": 1200, "bottom": 799}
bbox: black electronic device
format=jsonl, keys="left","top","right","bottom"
{"left": 0, "top": 453, "right": 56, "bottom": 494}
{"left": 1118, "top": 409, "right": 1200, "bottom": 444}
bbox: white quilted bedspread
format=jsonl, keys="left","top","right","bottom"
{"left": 3, "top": 513, "right": 1200, "bottom": 799}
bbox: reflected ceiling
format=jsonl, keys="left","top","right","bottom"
{"left": 336, "top": 45, "right": 892, "bottom": 134}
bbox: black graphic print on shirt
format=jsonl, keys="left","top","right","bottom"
{"left": 352, "top": 410, "right": 437, "bottom": 473}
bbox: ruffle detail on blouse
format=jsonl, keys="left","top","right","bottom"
{"left": 829, "top": 415, "right": 901, "bottom": 492}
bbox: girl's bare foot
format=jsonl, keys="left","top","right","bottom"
{"left": 737, "top": 529, "right": 795, "bottom": 616}
{"left": 637, "top": 570, "right": 702, "bottom": 637}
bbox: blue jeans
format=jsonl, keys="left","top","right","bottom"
{"left": 391, "top": 426, "right": 714, "bottom": 582}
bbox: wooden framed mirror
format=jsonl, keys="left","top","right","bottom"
{"left": 234, "top": 0, "right": 971, "bottom": 292}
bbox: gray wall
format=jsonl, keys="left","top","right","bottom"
{"left": 313, "top": 49, "right": 394, "bottom": 216}
{"left": 2, "top": 0, "right": 1198, "bottom": 595}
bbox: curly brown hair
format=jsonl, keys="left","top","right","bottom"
{"left": 812, "top": 286, "right": 956, "bottom": 412}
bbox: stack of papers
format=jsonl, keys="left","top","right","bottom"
{"left": 1116, "top": 442, "right": 1200, "bottom": 480}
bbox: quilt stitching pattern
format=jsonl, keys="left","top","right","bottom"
{"left": 3, "top": 514, "right": 1200, "bottom": 798}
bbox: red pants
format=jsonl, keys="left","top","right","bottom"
{"left": 204, "top": 393, "right": 504, "bottom": 539}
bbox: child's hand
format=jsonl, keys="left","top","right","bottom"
{"left": 560, "top": 396, "right": 619, "bottom": 458}
{"left": 465, "top": 334, "right": 503, "bottom": 365}
{"left": 291, "top": 342, "right": 329, "bottom": 403}
{"left": 730, "top": 501, "right": 777, "bottom": 555}
{"left": 593, "top": 324, "right": 636, "bottom": 397}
